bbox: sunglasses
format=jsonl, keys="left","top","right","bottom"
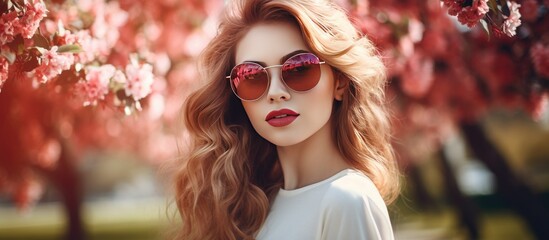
{"left": 226, "top": 52, "right": 326, "bottom": 101}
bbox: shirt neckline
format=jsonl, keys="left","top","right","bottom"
{"left": 277, "top": 168, "right": 356, "bottom": 197}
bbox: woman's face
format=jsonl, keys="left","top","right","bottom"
{"left": 233, "top": 21, "right": 341, "bottom": 147}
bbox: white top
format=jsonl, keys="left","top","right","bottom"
{"left": 256, "top": 169, "right": 394, "bottom": 240}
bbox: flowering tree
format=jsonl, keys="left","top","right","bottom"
{"left": 1, "top": 0, "right": 221, "bottom": 239}
{"left": 1, "top": 0, "right": 548, "bottom": 239}
{"left": 340, "top": 0, "right": 549, "bottom": 238}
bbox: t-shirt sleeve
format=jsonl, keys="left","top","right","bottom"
{"left": 320, "top": 190, "right": 394, "bottom": 240}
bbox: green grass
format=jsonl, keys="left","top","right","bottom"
{"left": 0, "top": 197, "right": 171, "bottom": 240}
{"left": 393, "top": 208, "right": 535, "bottom": 240}
{"left": 0, "top": 197, "right": 538, "bottom": 240}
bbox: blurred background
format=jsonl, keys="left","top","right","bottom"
{"left": 0, "top": 0, "right": 548, "bottom": 239}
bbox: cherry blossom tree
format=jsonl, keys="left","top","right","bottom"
{"left": 1, "top": 0, "right": 221, "bottom": 239}
{"left": 341, "top": 0, "right": 549, "bottom": 238}
{"left": 2, "top": 0, "right": 548, "bottom": 239}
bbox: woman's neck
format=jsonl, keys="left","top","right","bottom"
{"left": 276, "top": 121, "right": 351, "bottom": 190}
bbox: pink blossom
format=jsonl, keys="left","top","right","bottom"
{"left": 0, "top": 11, "right": 21, "bottom": 45}
{"left": 76, "top": 64, "right": 116, "bottom": 106}
{"left": 90, "top": 1, "right": 128, "bottom": 49}
{"left": 124, "top": 62, "right": 154, "bottom": 101}
{"left": 457, "top": 9, "right": 483, "bottom": 27}
{"left": 473, "top": 0, "right": 489, "bottom": 15}
{"left": 443, "top": 0, "right": 489, "bottom": 28}
{"left": 124, "top": 63, "right": 154, "bottom": 100}
{"left": 0, "top": 57, "right": 8, "bottom": 90}
{"left": 502, "top": 1, "right": 521, "bottom": 37}
{"left": 66, "top": 1, "right": 127, "bottom": 62}
{"left": 18, "top": 0, "right": 48, "bottom": 39}
{"left": 75, "top": 31, "right": 97, "bottom": 64}
{"left": 457, "top": 0, "right": 489, "bottom": 28}
{"left": 63, "top": 30, "right": 96, "bottom": 64}
{"left": 29, "top": 46, "right": 74, "bottom": 84}
{"left": 531, "top": 43, "right": 549, "bottom": 78}
{"left": 441, "top": 0, "right": 465, "bottom": 16}
{"left": 41, "top": 19, "right": 58, "bottom": 36}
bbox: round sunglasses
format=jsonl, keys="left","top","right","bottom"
{"left": 226, "top": 52, "right": 326, "bottom": 101}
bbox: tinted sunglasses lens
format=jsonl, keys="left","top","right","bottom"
{"left": 282, "top": 53, "right": 321, "bottom": 91}
{"left": 230, "top": 63, "right": 268, "bottom": 100}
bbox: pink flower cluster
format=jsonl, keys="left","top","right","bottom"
{"left": 57, "top": 29, "right": 96, "bottom": 64}
{"left": 27, "top": 46, "right": 74, "bottom": 84}
{"left": 124, "top": 62, "right": 154, "bottom": 101}
{"left": 442, "top": 0, "right": 489, "bottom": 27}
{"left": 441, "top": 0, "right": 522, "bottom": 37}
{"left": 75, "top": 65, "right": 116, "bottom": 106}
{"left": 18, "top": 0, "right": 48, "bottom": 39}
{"left": 0, "top": 0, "right": 47, "bottom": 45}
{"left": 0, "top": 57, "right": 8, "bottom": 90}
{"left": 75, "top": 61, "right": 154, "bottom": 106}
{"left": 0, "top": 0, "right": 157, "bottom": 112}
{"left": 502, "top": 1, "right": 521, "bottom": 37}
{"left": 0, "top": 12, "right": 19, "bottom": 45}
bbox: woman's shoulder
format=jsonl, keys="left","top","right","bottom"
{"left": 320, "top": 169, "right": 387, "bottom": 213}
{"left": 318, "top": 169, "right": 394, "bottom": 240}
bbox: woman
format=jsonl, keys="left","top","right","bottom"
{"left": 173, "top": 0, "right": 400, "bottom": 239}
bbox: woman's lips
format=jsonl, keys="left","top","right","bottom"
{"left": 265, "top": 109, "right": 299, "bottom": 127}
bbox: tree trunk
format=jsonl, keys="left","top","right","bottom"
{"left": 460, "top": 121, "right": 549, "bottom": 239}
{"left": 438, "top": 148, "right": 480, "bottom": 240}
{"left": 46, "top": 139, "right": 86, "bottom": 240}
{"left": 407, "top": 163, "right": 437, "bottom": 211}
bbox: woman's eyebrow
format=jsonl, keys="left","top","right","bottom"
{"left": 243, "top": 49, "right": 309, "bottom": 66}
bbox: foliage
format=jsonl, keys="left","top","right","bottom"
{"left": 341, "top": 0, "right": 548, "bottom": 164}
{"left": 0, "top": 0, "right": 221, "bottom": 209}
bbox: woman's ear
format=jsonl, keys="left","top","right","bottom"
{"left": 334, "top": 70, "right": 349, "bottom": 101}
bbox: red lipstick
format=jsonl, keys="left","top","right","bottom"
{"left": 265, "top": 109, "right": 300, "bottom": 127}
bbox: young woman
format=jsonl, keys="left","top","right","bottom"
{"left": 173, "top": 0, "right": 400, "bottom": 239}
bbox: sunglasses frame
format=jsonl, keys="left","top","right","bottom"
{"left": 226, "top": 52, "right": 326, "bottom": 101}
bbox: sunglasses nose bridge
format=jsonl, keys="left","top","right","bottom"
{"left": 264, "top": 64, "right": 283, "bottom": 81}
{"left": 264, "top": 65, "right": 290, "bottom": 101}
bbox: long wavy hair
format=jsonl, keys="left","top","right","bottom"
{"left": 173, "top": 0, "right": 399, "bottom": 239}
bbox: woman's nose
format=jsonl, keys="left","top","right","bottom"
{"left": 266, "top": 69, "right": 291, "bottom": 102}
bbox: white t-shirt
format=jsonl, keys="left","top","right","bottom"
{"left": 256, "top": 169, "right": 394, "bottom": 240}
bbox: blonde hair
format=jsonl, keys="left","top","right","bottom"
{"left": 173, "top": 0, "right": 399, "bottom": 239}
